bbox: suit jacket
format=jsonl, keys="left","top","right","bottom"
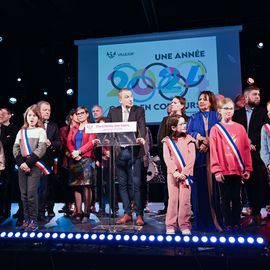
{"left": 106, "top": 105, "right": 146, "bottom": 158}
{"left": 233, "top": 106, "right": 269, "bottom": 165}
{"left": 41, "top": 120, "right": 61, "bottom": 167}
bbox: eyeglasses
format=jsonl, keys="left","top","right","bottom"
{"left": 177, "top": 122, "right": 187, "bottom": 126}
{"left": 76, "top": 111, "right": 86, "bottom": 116}
{"left": 221, "top": 107, "right": 234, "bottom": 111}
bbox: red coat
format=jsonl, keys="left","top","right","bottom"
{"left": 66, "top": 124, "right": 96, "bottom": 158}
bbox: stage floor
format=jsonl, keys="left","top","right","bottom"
{"left": 0, "top": 202, "right": 270, "bottom": 238}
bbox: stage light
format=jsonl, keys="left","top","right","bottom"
{"left": 43, "top": 91, "right": 48, "bottom": 96}
{"left": 219, "top": 236, "right": 226, "bottom": 243}
{"left": 8, "top": 232, "right": 14, "bottom": 238}
{"left": 15, "top": 232, "right": 21, "bottom": 238}
{"left": 52, "top": 233, "right": 58, "bottom": 239}
{"left": 17, "top": 77, "right": 22, "bottom": 82}
{"left": 66, "top": 88, "right": 74, "bottom": 96}
{"left": 132, "top": 235, "right": 138, "bottom": 242}
{"left": 246, "top": 77, "right": 255, "bottom": 85}
{"left": 83, "top": 233, "right": 89, "bottom": 240}
{"left": 257, "top": 42, "right": 264, "bottom": 49}
{"left": 123, "top": 235, "right": 130, "bottom": 241}
{"left": 192, "top": 236, "right": 199, "bottom": 243}
{"left": 0, "top": 36, "right": 3, "bottom": 42}
{"left": 22, "top": 232, "right": 28, "bottom": 238}
{"left": 115, "top": 234, "right": 122, "bottom": 241}
{"left": 157, "top": 235, "right": 164, "bottom": 242}
{"left": 75, "top": 233, "right": 81, "bottom": 240}
{"left": 183, "top": 236, "right": 190, "bottom": 243}
{"left": 60, "top": 233, "right": 66, "bottom": 239}
{"left": 174, "top": 235, "right": 181, "bottom": 242}
{"left": 107, "top": 234, "right": 113, "bottom": 241}
{"left": 228, "top": 236, "right": 236, "bottom": 244}
{"left": 99, "top": 234, "right": 105, "bottom": 240}
{"left": 67, "top": 233, "right": 74, "bottom": 239}
{"left": 238, "top": 237, "right": 245, "bottom": 244}
{"left": 37, "top": 232, "right": 43, "bottom": 238}
{"left": 140, "top": 235, "right": 146, "bottom": 242}
{"left": 58, "top": 58, "right": 64, "bottom": 64}
{"left": 9, "top": 97, "right": 17, "bottom": 104}
{"left": 166, "top": 235, "right": 173, "bottom": 242}
{"left": 44, "top": 233, "right": 50, "bottom": 239}
{"left": 201, "top": 236, "right": 208, "bottom": 243}
{"left": 91, "top": 233, "right": 97, "bottom": 240}
{"left": 257, "top": 237, "right": 264, "bottom": 244}
{"left": 29, "top": 232, "right": 35, "bottom": 238}
{"left": 149, "top": 235, "right": 155, "bottom": 242}
{"left": 210, "top": 236, "right": 217, "bottom": 243}
{"left": 247, "top": 237, "right": 255, "bottom": 244}
{"left": 0, "top": 232, "right": 6, "bottom": 238}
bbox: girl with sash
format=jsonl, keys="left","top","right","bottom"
{"left": 163, "top": 115, "right": 196, "bottom": 235}
{"left": 209, "top": 98, "right": 252, "bottom": 230}
{"left": 13, "top": 105, "right": 47, "bottom": 231}
{"left": 187, "top": 91, "right": 223, "bottom": 232}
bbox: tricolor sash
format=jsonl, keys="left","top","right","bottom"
{"left": 215, "top": 123, "right": 245, "bottom": 173}
{"left": 164, "top": 136, "right": 194, "bottom": 185}
{"left": 263, "top": 123, "right": 270, "bottom": 137}
{"left": 21, "top": 129, "right": 51, "bottom": 175}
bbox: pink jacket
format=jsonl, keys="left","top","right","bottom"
{"left": 209, "top": 122, "right": 252, "bottom": 176}
{"left": 163, "top": 135, "right": 196, "bottom": 176}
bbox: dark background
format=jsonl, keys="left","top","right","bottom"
{"left": 1, "top": 0, "right": 269, "bottom": 129}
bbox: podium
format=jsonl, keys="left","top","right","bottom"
{"left": 86, "top": 122, "right": 142, "bottom": 232}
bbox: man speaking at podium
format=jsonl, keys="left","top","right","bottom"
{"left": 106, "top": 88, "right": 146, "bottom": 226}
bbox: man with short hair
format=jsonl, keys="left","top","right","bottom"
{"left": 91, "top": 105, "right": 103, "bottom": 123}
{"left": 106, "top": 88, "right": 146, "bottom": 226}
{"left": 233, "top": 85, "right": 269, "bottom": 225}
{"left": 37, "top": 101, "right": 61, "bottom": 221}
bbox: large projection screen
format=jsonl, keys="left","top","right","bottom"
{"left": 75, "top": 25, "right": 242, "bottom": 124}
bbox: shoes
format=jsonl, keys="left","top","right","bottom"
{"left": 166, "top": 229, "right": 175, "bottom": 235}
{"left": 74, "top": 213, "right": 83, "bottom": 223}
{"left": 26, "top": 220, "right": 39, "bottom": 231}
{"left": 18, "top": 219, "right": 30, "bottom": 230}
{"left": 116, "top": 214, "right": 132, "bottom": 224}
{"left": 81, "top": 213, "right": 90, "bottom": 224}
{"left": 181, "top": 229, "right": 192, "bottom": 235}
{"left": 47, "top": 210, "right": 55, "bottom": 217}
{"left": 135, "top": 215, "right": 144, "bottom": 226}
{"left": 157, "top": 208, "right": 167, "bottom": 215}
{"left": 97, "top": 210, "right": 105, "bottom": 218}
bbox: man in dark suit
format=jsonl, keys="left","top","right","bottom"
{"left": 37, "top": 101, "right": 61, "bottom": 221}
{"left": 233, "top": 85, "right": 269, "bottom": 225}
{"left": 106, "top": 88, "right": 146, "bottom": 226}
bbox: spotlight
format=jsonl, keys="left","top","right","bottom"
{"left": 9, "top": 97, "right": 17, "bottom": 104}
{"left": 60, "top": 233, "right": 66, "bottom": 239}
{"left": 0, "top": 36, "right": 2, "bottom": 42}
{"left": 107, "top": 234, "right": 113, "bottom": 241}
{"left": 75, "top": 233, "right": 81, "bottom": 240}
{"left": 140, "top": 235, "right": 146, "bottom": 242}
{"left": 257, "top": 42, "right": 264, "bottom": 49}
{"left": 132, "top": 235, "right": 138, "bottom": 242}
{"left": 246, "top": 77, "right": 255, "bottom": 85}
{"left": 17, "top": 77, "right": 22, "bottom": 82}
{"left": 157, "top": 235, "right": 164, "bottom": 242}
{"left": 115, "top": 234, "right": 122, "bottom": 241}
{"left": 123, "top": 235, "right": 130, "bottom": 241}
{"left": 99, "top": 234, "right": 105, "bottom": 240}
{"left": 43, "top": 91, "right": 48, "bottom": 96}
{"left": 66, "top": 88, "right": 74, "bottom": 96}
{"left": 58, "top": 58, "right": 64, "bottom": 64}
{"left": 83, "top": 234, "right": 89, "bottom": 240}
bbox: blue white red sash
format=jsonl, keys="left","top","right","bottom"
{"left": 215, "top": 123, "right": 245, "bottom": 173}
{"left": 263, "top": 123, "right": 270, "bottom": 137}
{"left": 21, "top": 129, "right": 51, "bottom": 175}
{"left": 164, "top": 136, "right": 194, "bottom": 185}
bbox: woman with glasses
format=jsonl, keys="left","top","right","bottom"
{"left": 209, "top": 98, "right": 252, "bottom": 231}
{"left": 187, "top": 91, "right": 223, "bottom": 232}
{"left": 67, "top": 106, "right": 96, "bottom": 223}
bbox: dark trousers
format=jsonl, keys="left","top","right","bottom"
{"left": 218, "top": 174, "right": 242, "bottom": 226}
{"left": 18, "top": 166, "right": 41, "bottom": 220}
{"left": 116, "top": 148, "right": 143, "bottom": 216}
{"left": 38, "top": 174, "right": 54, "bottom": 217}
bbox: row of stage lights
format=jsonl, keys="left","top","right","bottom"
{"left": 0, "top": 231, "right": 265, "bottom": 247}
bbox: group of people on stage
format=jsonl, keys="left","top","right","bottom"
{"left": 0, "top": 85, "right": 270, "bottom": 234}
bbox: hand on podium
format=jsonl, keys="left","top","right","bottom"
{"left": 136, "top": 137, "right": 145, "bottom": 145}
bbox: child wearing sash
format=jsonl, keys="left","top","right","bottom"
{"left": 163, "top": 115, "right": 196, "bottom": 235}
{"left": 209, "top": 98, "right": 252, "bottom": 231}
{"left": 13, "top": 105, "right": 47, "bottom": 231}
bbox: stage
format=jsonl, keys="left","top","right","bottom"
{"left": 0, "top": 203, "right": 270, "bottom": 269}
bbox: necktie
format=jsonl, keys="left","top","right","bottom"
{"left": 123, "top": 110, "right": 129, "bottom": 122}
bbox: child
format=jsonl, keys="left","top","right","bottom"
{"left": 13, "top": 105, "right": 47, "bottom": 231}
{"left": 209, "top": 98, "right": 252, "bottom": 230}
{"left": 162, "top": 115, "right": 196, "bottom": 235}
